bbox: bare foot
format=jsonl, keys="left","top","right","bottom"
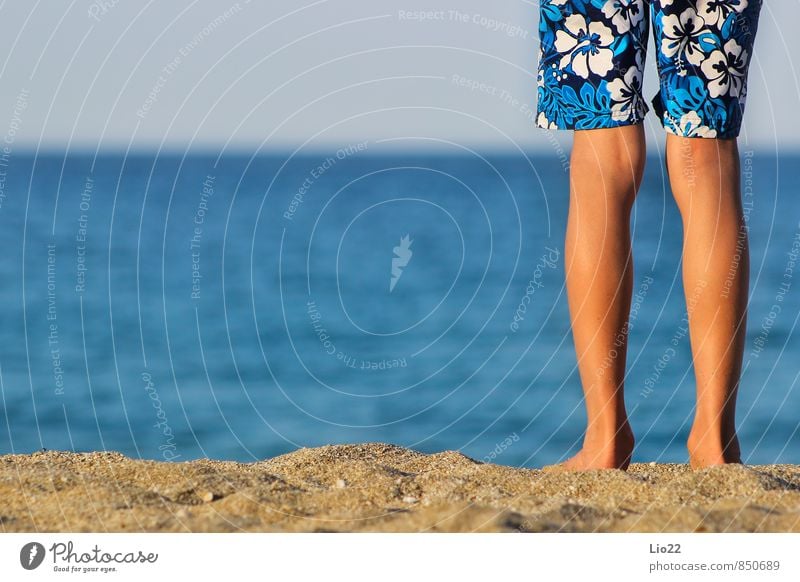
{"left": 687, "top": 426, "right": 742, "bottom": 469}
{"left": 544, "top": 424, "right": 635, "bottom": 471}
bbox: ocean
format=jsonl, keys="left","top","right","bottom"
{"left": 0, "top": 150, "right": 798, "bottom": 467}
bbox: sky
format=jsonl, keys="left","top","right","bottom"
{"left": 0, "top": 0, "right": 797, "bottom": 153}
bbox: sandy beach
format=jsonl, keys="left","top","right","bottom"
{"left": 1, "top": 443, "right": 799, "bottom": 532}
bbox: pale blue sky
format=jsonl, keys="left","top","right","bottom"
{"left": 0, "top": 0, "right": 797, "bottom": 152}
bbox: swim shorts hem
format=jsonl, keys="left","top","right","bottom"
{"left": 661, "top": 119, "right": 739, "bottom": 140}
{"left": 536, "top": 97, "right": 649, "bottom": 132}
{"left": 652, "top": 94, "right": 742, "bottom": 139}
{"left": 535, "top": 113, "right": 644, "bottom": 132}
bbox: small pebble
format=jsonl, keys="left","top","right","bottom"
{"left": 335, "top": 479, "right": 347, "bottom": 489}
{"left": 649, "top": 461, "right": 657, "bottom": 467}
{"left": 402, "top": 496, "right": 418, "bottom": 504}
{"left": 198, "top": 490, "right": 215, "bottom": 503}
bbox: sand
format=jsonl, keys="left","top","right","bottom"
{"left": 1, "top": 443, "right": 799, "bottom": 532}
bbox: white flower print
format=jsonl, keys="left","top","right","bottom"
{"left": 700, "top": 39, "right": 748, "bottom": 98}
{"left": 607, "top": 63, "right": 644, "bottom": 120}
{"left": 537, "top": 112, "right": 558, "bottom": 130}
{"left": 697, "top": 0, "right": 749, "bottom": 28}
{"left": 675, "top": 111, "right": 718, "bottom": 138}
{"left": 554, "top": 14, "right": 615, "bottom": 79}
{"left": 601, "top": 0, "right": 646, "bottom": 35}
{"left": 660, "top": 7, "right": 708, "bottom": 68}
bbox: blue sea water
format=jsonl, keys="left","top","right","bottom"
{"left": 0, "top": 150, "right": 798, "bottom": 467}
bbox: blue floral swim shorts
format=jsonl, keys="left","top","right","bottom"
{"left": 536, "top": 0, "right": 762, "bottom": 138}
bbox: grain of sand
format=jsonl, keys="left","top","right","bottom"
{"left": 2, "top": 444, "right": 799, "bottom": 532}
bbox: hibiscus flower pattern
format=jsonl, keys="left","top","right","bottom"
{"left": 696, "top": 0, "right": 749, "bottom": 27}
{"left": 659, "top": 6, "right": 708, "bottom": 69}
{"left": 700, "top": 39, "right": 749, "bottom": 98}
{"left": 601, "top": 0, "right": 646, "bottom": 34}
{"left": 607, "top": 48, "right": 645, "bottom": 121}
{"left": 554, "top": 14, "right": 615, "bottom": 79}
{"left": 537, "top": 0, "right": 762, "bottom": 138}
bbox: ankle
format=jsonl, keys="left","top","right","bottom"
{"left": 585, "top": 417, "right": 633, "bottom": 442}
{"left": 583, "top": 422, "right": 635, "bottom": 455}
{"left": 687, "top": 425, "right": 741, "bottom": 468}
{"left": 688, "top": 418, "right": 737, "bottom": 444}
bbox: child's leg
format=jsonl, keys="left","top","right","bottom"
{"left": 558, "top": 124, "right": 645, "bottom": 471}
{"left": 536, "top": 1, "right": 649, "bottom": 470}
{"left": 651, "top": 0, "right": 762, "bottom": 468}
{"left": 665, "top": 135, "right": 746, "bottom": 468}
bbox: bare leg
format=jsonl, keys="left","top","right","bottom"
{"left": 665, "top": 135, "right": 747, "bottom": 469}
{"left": 556, "top": 125, "right": 645, "bottom": 471}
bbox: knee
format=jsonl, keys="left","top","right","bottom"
{"left": 667, "top": 136, "right": 739, "bottom": 179}
{"left": 571, "top": 126, "right": 646, "bottom": 194}
{"left": 573, "top": 126, "right": 646, "bottom": 170}
{"left": 666, "top": 135, "right": 740, "bottom": 204}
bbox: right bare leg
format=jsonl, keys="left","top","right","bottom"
{"left": 665, "top": 135, "right": 747, "bottom": 469}
{"left": 556, "top": 124, "right": 645, "bottom": 471}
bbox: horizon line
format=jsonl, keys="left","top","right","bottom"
{"left": 5, "top": 143, "right": 798, "bottom": 157}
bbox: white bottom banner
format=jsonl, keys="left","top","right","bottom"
{"left": 1, "top": 533, "right": 798, "bottom": 581}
